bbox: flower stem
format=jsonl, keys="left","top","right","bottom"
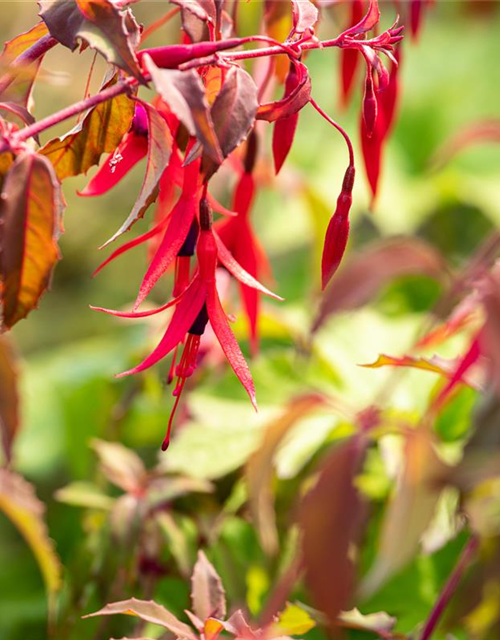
{"left": 420, "top": 535, "right": 478, "bottom": 640}
{"left": 310, "top": 96, "right": 355, "bottom": 167}
{"left": 11, "top": 77, "right": 136, "bottom": 146}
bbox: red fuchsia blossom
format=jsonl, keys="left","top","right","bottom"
{"left": 361, "top": 51, "right": 400, "bottom": 206}
{"left": 92, "top": 198, "right": 282, "bottom": 450}
{"left": 216, "top": 132, "right": 272, "bottom": 354}
{"left": 272, "top": 62, "right": 301, "bottom": 174}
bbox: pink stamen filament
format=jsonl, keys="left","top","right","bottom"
{"left": 162, "top": 333, "right": 201, "bottom": 451}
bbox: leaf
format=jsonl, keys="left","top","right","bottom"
{"left": 85, "top": 599, "right": 198, "bottom": 638}
{"left": 202, "top": 66, "right": 258, "bottom": 179}
{"left": 246, "top": 394, "right": 327, "bottom": 555}
{"left": 360, "top": 428, "right": 447, "bottom": 598}
{"left": 337, "top": 608, "right": 396, "bottom": 634}
{"left": 104, "top": 100, "right": 173, "bottom": 246}
{"left": 91, "top": 438, "right": 146, "bottom": 493}
{"left": 40, "top": 75, "right": 135, "bottom": 181}
{"left": 0, "top": 22, "right": 50, "bottom": 107}
{"left": 271, "top": 602, "right": 317, "bottom": 635}
{"left": 362, "top": 354, "right": 481, "bottom": 389}
{"left": 0, "top": 152, "right": 64, "bottom": 329}
{"left": 191, "top": 550, "right": 227, "bottom": 620}
{"left": 312, "top": 237, "right": 448, "bottom": 334}
{"left": 300, "top": 435, "right": 366, "bottom": 627}
{"left": 0, "top": 468, "right": 62, "bottom": 615}
{"left": 343, "top": 0, "right": 380, "bottom": 37}
{"left": 257, "top": 62, "right": 311, "bottom": 122}
{"left": 55, "top": 480, "right": 115, "bottom": 510}
{"left": 144, "top": 55, "right": 222, "bottom": 164}
{"left": 291, "top": 0, "right": 318, "bottom": 35}
{"left": 39, "top": 0, "right": 144, "bottom": 82}
{"left": 0, "top": 336, "right": 20, "bottom": 462}
{"left": 0, "top": 101, "right": 36, "bottom": 128}
{"left": 170, "top": 0, "right": 215, "bottom": 43}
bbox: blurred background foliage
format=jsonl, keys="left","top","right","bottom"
{"left": 1, "top": 2, "right": 500, "bottom": 640}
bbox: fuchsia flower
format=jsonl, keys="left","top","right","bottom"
{"left": 215, "top": 133, "right": 272, "bottom": 354}
{"left": 93, "top": 198, "right": 282, "bottom": 450}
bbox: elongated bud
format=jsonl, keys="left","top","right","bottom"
{"left": 199, "top": 196, "right": 212, "bottom": 231}
{"left": 272, "top": 62, "right": 300, "bottom": 174}
{"left": 362, "top": 68, "right": 378, "bottom": 138}
{"left": 321, "top": 165, "right": 355, "bottom": 290}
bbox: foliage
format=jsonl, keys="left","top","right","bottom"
{"left": 0, "top": 2, "right": 500, "bottom": 640}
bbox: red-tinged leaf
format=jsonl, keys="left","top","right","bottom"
{"left": 343, "top": 0, "right": 380, "bottom": 36}
{"left": 433, "top": 119, "right": 500, "bottom": 168}
{"left": 272, "top": 63, "right": 301, "bottom": 174}
{"left": 313, "top": 237, "right": 448, "bottom": 333}
{"left": 214, "top": 232, "right": 283, "bottom": 300}
{"left": 206, "top": 282, "right": 257, "bottom": 410}
{"left": 134, "top": 195, "right": 198, "bottom": 308}
{"left": 0, "top": 336, "right": 20, "bottom": 463}
{"left": 40, "top": 75, "right": 135, "bottom": 181}
{"left": 191, "top": 550, "right": 227, "bottom": 620}
{"left": 91, "top": 439, "right": 146, "bottom": 493}
{"left": 246, "top": 394, "right": 328, "bottom": 555}
{"left": 339, "top": 0, "right": 364, "bottom": 108}
{"left": 39, "top": 0, "right": 144, "bottom": 82}
{"left": 84, "top": 598, "right": 197, "bottom": 639}
{"left": 0, "top": 102, "right": 35, "bottom": 129}
{"left": 103, "top": 100, "right": 173, "bottom": 247}
{"left": 362, "top": 354, "right": 481, "bottom": 390}
{"left": 0, "top": 22, "right": 51, "bottom": 108}
{"left": 0, "top": 468, "right": 62, "bottom": 616}
{"left": 300, "top": 435, "right": 367, "bottom": 627}
{"left": 264, "top": 1, "right": 293, "bottom": 82}
{"left": 144, "top": 55, "right": 222, "bottom": 164}
{"left": 0, "top": 152, "right": 63, "bottom": 329}
{"left": 321, "top": 165, "right": 354, "bottom": 290}
{"left": 360, "top": 429, "right": 447, "bottom": 598}
{"left": 202, "top": 66, "right": 258, "bottom": 179}
{"left": 257, "top": 62, "right": 311, "bottom": 122}
{"left": 291, "top": 0, "right": 319, "bottom": 35}
{"left": 170, "top": 0, "right": 216, "bottom": 43}
{"left": 117, "top": 280, "right": 207, "bottom": 377}
{"left": 432, "top": 337, "right": 481, "bottom": 411}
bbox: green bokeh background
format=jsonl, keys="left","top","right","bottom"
{"left": 1, "top": 2, "right": 499, "bottom": 639}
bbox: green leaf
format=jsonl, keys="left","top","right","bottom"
{"left": 0, "top": 152, "right": 63, "bottom": 329}
{"left": 55, "top": 481, "right": 114, "bottom": 510}
{"left": 40, "top": 75, "right": 135, "bottom": 181}
{"left": 0, "top": 469, "right": 62, "bottom": 617}
{"left": 39, "top": 0, "right": 144, "bottom": 82}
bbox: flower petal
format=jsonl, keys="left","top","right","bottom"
{"left": 117, "top": 279, "right": 206, "bottom": 377}
{"left": 90, "top": 282, "right": 190, "bottom": 318}
{"left": 79, "top": 132, "right": 148, "bottom": 197}
{"left": 214, "top": 232, "right": 283, "bottom": 301}
{"left": 134, "top": 195, "right": 197, "bottom": 309}
{"left": 93, "top": 215, "right": 169, "bottom": 276}
{"left": 206, "top": 283, "right": 257, "bottom": 410}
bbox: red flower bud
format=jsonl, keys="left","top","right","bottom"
{"left": 362, "top": 68, "right": 378, "bottom": 138}
{"left": 321, "top": 165, "right": 355, "bottom": 290}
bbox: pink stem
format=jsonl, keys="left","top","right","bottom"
{"left": 420, "top": 536, "right": 478, "bottom": 640}
{"left": 8, "top": 35, "right": 387, "bottom": 146}
{"left": 310, "top": 96, "right": 355, "bottom": 167}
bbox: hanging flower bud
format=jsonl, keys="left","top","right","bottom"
{"left": 362, "top": 66, "right": 377, "bottom": 138}
{"left": 321, "top": 165, "right": 355, "bottom": 290}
